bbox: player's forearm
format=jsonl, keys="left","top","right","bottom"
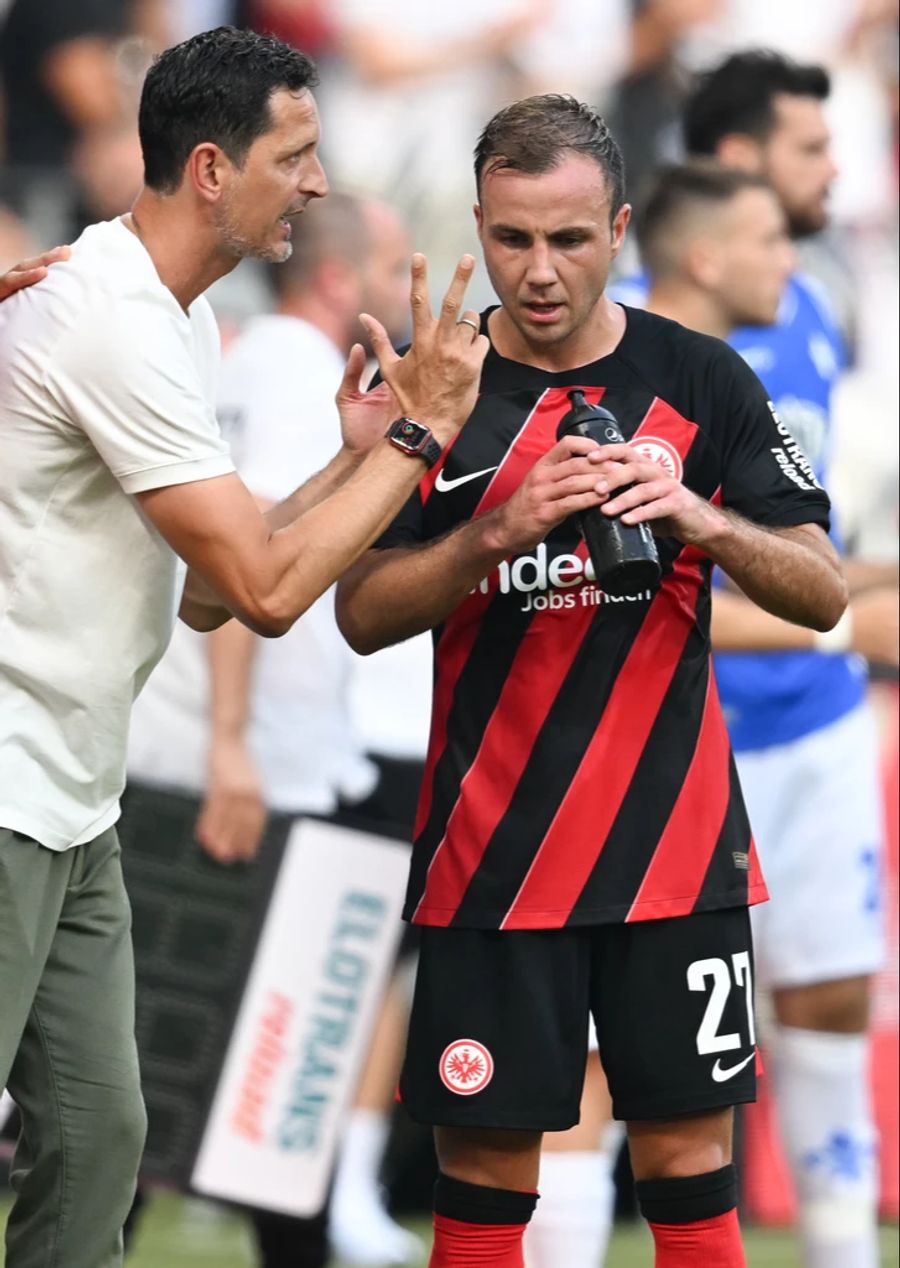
{"left": 711, "top": 588, "right": 815, "bottom": 652}
{"left": 207, "top": 617, "right": 257, "bottom": 743}
{"left": 336, "top": 515, "right": 510, "bottom": 655}
{"left": 844, "top": 557, "right": 899, "bottom": 595}
{"left": 704, "top": 514, "right": 848, "bottom": 631}
{"left": 264, "top": 445, "right": 361, "bottom": 532}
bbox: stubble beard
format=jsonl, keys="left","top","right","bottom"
{"left": 214, "top": 197, "right": 293, "bottom": 264}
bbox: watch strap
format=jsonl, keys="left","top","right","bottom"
{"left": 420, "top": 436, "right": 442, "bottom": 468}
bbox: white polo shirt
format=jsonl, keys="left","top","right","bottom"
{"left": 0, "top": 217, "right": 234, "bottom": 850}
{"left": 127, "top": 314, "right": 376, "bottom": 815}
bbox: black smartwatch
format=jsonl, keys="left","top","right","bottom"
{"left": 385, "top": 417, "right": 442, "bottom": 469}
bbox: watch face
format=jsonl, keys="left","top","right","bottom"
{"left": 392, "top": 419, "right": 429, "bottom": 451}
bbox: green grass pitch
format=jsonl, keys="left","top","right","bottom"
{"left": 4, "top": 1192, "right": 896, "bottom": 1267}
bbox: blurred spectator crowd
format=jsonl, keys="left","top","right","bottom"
{"left": 1, "top": 0, "right": 897, "bottom": 544}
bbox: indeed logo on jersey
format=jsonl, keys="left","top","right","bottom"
{"left": 474, "top": 542, "right": 653, "bottom": 614}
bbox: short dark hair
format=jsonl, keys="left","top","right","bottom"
{"left": 139, "top": 26, "right": 318, "bottom": 193}
{"left": 474, "top": 94, "right": 626, "bottom": 223}
{"left": 636, "top": 161, "right": 773, "bottom": 277}
{"left": 684, "top": 49, "right": 830, "bottom": 156}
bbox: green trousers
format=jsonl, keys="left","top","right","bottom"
{"left": 0, "top": 827, "right": 147, "bottom": 1268}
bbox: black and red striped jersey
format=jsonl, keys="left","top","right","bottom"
{"left": 378, "top": 306, "right": 831, "bottom": 930}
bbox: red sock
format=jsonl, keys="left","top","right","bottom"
{"left": 648, "top": 1208, "right": 747, "bottom": 1267}
{"left": 429, "top": 1213, "right": 529, "bottom": 1267}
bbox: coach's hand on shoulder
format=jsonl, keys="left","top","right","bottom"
{"left": 359, "top": 253, "right": 488, "bottom": 445}
{"left": 0, "top": 245, "right": 71, "bottom": 301}
{"left": 335, "top": 342, "right": 400, "bottom": 458}
{"left": 485, "top": 435, "right": 608, "bottom": 554}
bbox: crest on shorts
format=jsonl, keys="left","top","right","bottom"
{"left": 439, "top": 1039, "right": 494, "bottom": 1096}
{"left": 632, "top": 436, "right": 683, "bottom": 481}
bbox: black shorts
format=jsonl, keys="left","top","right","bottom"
{"left": 400, "top": 906, "right": 757, "bottom": 1128}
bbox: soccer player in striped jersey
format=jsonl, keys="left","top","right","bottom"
{"left": 336, "top": 94, "right": 847, "bottom": 1268}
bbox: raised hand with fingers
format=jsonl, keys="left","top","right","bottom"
{"left": 0, "top": 245, "right": 71, "bottom": 301}
{"left": 359, "top": 253, "right": 489, "bottom": 445}
{"left": 336, "top": 342, "right": 401, "bottom": 458}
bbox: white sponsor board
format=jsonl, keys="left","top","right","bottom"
{"left": 191, "top": 818, "right": 408, "bottom": 1215}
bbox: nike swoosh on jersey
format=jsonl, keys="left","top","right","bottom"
{"left": 434, "top": 465, "right": 499, "bottom": 493}
{"left": 711, "top": 1052, "right": 755, "bottom": 1083}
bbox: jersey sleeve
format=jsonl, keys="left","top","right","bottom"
{"left": 44, "top": 297, "right": 234, "bottom": 495}
{"left": 710, "top": 342, "right": 831, "bottom": 531}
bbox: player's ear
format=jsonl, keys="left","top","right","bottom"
{"left": 611, "top": 203, "right": 631, "bottom": 256}
{"left": 474, "top": 203, "right": 484, "bottom": 240}
{"left": 689, "top": 238, "right": 721, "bottom": 290}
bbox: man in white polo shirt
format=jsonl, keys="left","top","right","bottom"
{"left": 0, "top": 25, "right": 486, "bottom": 1268}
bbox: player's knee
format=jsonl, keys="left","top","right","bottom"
{"left": 435, "top": 1125, "right": 542, "bottom": 1189}
{"left": 627, "top": 1109, "right": 733, "bottom": 1180}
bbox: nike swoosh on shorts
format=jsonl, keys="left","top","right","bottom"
{"left": 434, "top": 466, "right": 499, "bottom": 493}
{"left": 711, "top": 1052, "right": 755, "bottom": 1082}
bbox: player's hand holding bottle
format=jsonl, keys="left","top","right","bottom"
{"left": 359, "top": 253, "right": 489, "bottom": 446}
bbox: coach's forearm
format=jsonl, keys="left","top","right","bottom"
{"left": 336, "top": 514, "right": 510, "bottom": 654}
{"left": 179, "top": 456, "right": 360, "bottom": 631}
{"left": 264, "top": 445, "right": 360, "bottom": 531}
{"left": 242, "top": 442, "right": 458, "bottom": 635}
{"left": 704, "top": 514, "right": 847, "bottom": 632}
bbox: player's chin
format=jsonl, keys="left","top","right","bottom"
{"left": 520, "top": 311, "right": 570, "bottom": 341}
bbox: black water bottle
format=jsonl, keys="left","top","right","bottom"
{"left": 556, "top": 390, "right": 661, "bottom": 597}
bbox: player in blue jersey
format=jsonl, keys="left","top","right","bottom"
{"left": 677, "top": 51, "right": 898, "bottom": 1268}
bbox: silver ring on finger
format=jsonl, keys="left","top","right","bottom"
{"left": 457, "top": 317, "right": 480, "bottom": 336}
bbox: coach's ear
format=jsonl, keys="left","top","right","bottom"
{"left": 186, "top": 141, "right": 231, "bottom": 205}
{"left": 0, "top": 245, "right": 71, "bottom": 301}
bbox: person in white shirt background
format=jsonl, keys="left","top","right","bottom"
{"left": 126, "top": 189, "right": 433, "bottom": 1268}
